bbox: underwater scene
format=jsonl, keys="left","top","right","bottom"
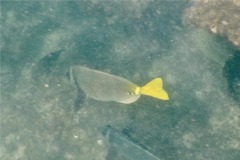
{"left": 1, "top": 0, "right": 240, "bottom": 160}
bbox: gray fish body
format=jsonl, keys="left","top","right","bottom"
{"left": 70, "top": 66, "right": 140, "bottom": 104}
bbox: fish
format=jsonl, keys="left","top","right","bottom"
{"left": 69, "top": 66, "right": 169, "bottom": 104}
{"left": 98, "top": 125, "right": 162, "bottom": 160}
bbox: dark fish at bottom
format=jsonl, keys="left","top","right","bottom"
{"left": 98, "top": 125, "right": 161, "bottom": 160}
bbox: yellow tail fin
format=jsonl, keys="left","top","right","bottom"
{"left": 140, "top": 78, "right": 169, "bottom": 100}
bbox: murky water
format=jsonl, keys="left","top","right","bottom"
{"left": 1, "top": 1, "right": 239, "bottom": 160}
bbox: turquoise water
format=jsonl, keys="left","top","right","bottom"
{"left": 1, "top": 1, "right": 239, "bottom": 160}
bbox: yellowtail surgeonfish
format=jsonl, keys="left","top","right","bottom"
{"left": 70, "top": 66, "right": 169, "bottom": 104}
